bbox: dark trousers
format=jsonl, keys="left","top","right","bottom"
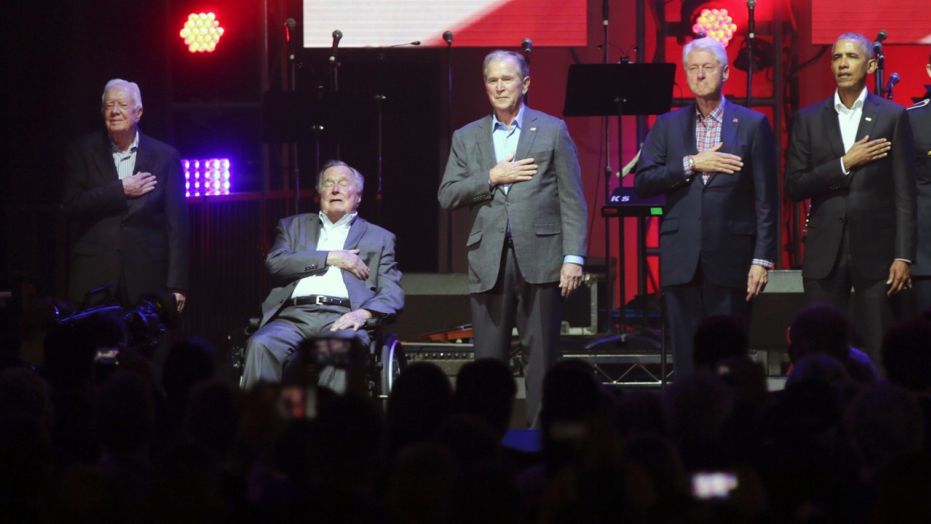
{"left": 803, "top": 230, "right": 909, "bottom": 366}
{"left": 470, "top": 244, "right": 562, "bottom": 428}
{"left": 241, "top": 303, "right": 369, "bottom": 390}
{"left": 913, "top": 277, "right": 931, "bottom": 315}
{"left": 663, "top": 263, "right": 750, "bottom": 378}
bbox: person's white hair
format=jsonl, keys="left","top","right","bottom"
{"left": 682, "top": 37, "right": 729, "bottom": 68}
{"left": 101, "top": 79, "right": 143, "bottom": 109}
{"left": 316, "top": 159, "right": 365, "bottom": 193}
{"left": 483, "top": 50, "right": 530, "bottom": 80}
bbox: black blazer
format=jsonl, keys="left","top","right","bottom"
{"left": 635, "top": 101, "right": 779, "bottom": 289}
{"left": 785, "top": 94, "right": 917, "bottom": 281}
{"left": 63, "top": 131, "right": 190, "bottom": 305}
{"left": 907, "top": 99, "right": 931, "bottom": 277}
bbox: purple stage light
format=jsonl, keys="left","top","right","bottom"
{"left": 183, "top": 158, "right": 231, "bottom": 198}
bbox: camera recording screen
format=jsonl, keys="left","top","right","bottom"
{"left": 302, "top": 0, "right": 588, "bottom": 48}
{"left": 691, "top": 472, "right": 738, "bottom": 499}
{"left": 812, "top": 1, "right": 931, "bottom": 44}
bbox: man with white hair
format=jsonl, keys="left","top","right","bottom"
{"left": 241, "top": 160, "right": 404, "bottom": 388}
{"left": 63, "top": 79, "right": 189, "bottom": 312}
{"left": 635, "top": 37, "right": 778, "bottom": 377}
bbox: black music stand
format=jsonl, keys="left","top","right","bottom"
{"left": 563, "top": 63, "right": 675, "bottom": 383}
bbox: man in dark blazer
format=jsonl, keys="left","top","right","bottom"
{"left": 438, "top": 50, "right": 588, "bottom": 426}
{"left": 786, "top": 32, "right": 917, "bottom": 361}
{"left": 63, "top": 79, "right": 189, "bottom": 311}
{"left": 635, "top": 37, "right": 779, "bottom": 377}
{"left": 907, "top": 50, "right": 931, "bottom": 313}
{"left": 241, "top": 160, "right": 403, "bottom": 388}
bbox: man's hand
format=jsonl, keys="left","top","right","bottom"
{"left": 559, "top": 263, "right": 584, "bottom": 298}
{"left": 886, "top": 260, "right": 911, "bottom": 296}
{"left": 489, "top": 153, "right": 537, "bottom": 186}
{"left": 326, "top": 249, "right": 369, "bottom": 280}
{"left": 691, "top": 143, "right": 744, "bottom": 174}
{"left": 329, "top": 308, "right": 372, "bottom": 332}
{"left": 122, "top": 172, "right": 157, "bottom": 198}
{"left": 173, "top": 292, "right": 186, "bottom": 313}
{"left": 842, "top": 135, "right": 891, "bottom": 171}
{"left": 746, "top": 264, "right": 769, "bottom": 302}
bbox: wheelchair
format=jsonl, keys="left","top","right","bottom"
{"left": 230, "top": 316, "right": 406, "bottom": 399}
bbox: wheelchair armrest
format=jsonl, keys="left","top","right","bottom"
{"left": 365, "top": 313, "right": 396, "bottom": 331}
{"left": 245, "top": 317, "right": 261, "bottom": 336}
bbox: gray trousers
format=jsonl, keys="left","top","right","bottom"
{"left": 240, "top": 303, "right": 370, "bottom": 391}
{"left": 470, "top": 244, "right": 562, "bottom": 428}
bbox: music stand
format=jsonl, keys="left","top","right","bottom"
{"left": 563, "top": 63, "right": 675, "bottom": 383}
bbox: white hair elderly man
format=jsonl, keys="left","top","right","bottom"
{"left": 241, "top": 160, "right": 404, "bottom": 389}
{"left": 634, "top": 37, "right": 779, "bottom": 377}
{"left": 63, "top": 78, "right": 189, "bottom": 311}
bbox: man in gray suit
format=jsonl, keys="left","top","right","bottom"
{"left": 438, "top": 50, "right": 588, "bottom": 426}
{"left": 241, "top": 160, "right": 404, "bottom": 388}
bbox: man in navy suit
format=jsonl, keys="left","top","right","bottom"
{"left": 906, "top": 50, "right": 931, "bottom": 313}
{"left": 241, "top": 160, "right": 404, "bottom": 388}
{"left": 786, "top": 32, "right": 916, "bottom": 361}
{"left": 635, "top": 37, "right": 778, "bottom": 377}
{"left": 63, "top": 79, "right": 189, "bottom": 311}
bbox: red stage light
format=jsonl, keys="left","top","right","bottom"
{"left": 692, "top": 8, "right": 737, "bottom": 47}
{"left": 180, "top": 12, "right": 225, "bottom": 53}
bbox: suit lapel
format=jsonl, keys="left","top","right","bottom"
{"left": 475, "top": 115, "right": 497, "bottom": 176}
{"left": 856, "top": 94, "right": 879, "bottom": 142}
{"left": 124, "top": 133, "right": 149, "bottom": 217}
{"left": 514, "top": 108, "right": 539, "bottom": 161}
{"left": 92, "top": 132, "right": 119, "bottom": 186}
{"left": 706, "top": 103, "right": 740, "bottom": 188}
{"left": 344, "top": 216, "right": 367, "bottom": 249}
{"left": 822, "top": 99, "right": 846, "bottom": 159}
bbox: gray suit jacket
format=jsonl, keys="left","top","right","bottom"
{"left": 438, "top": 107, "right": 588, "bottom": 293}
{"left": 258, "top": 214, "right": 404, "bottom": 327}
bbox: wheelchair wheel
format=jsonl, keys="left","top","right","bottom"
{"left": 378, "top": 333, "right": 405, "bottom": 398}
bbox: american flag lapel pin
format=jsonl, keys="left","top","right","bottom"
{"left": 530, "top": 127, "right": 537, "bottom": 132}
{"left": 732, "top": 117, "right": 739, "bottom": 124}
{"left": 865, "top": 116, "right": 873, "bottom": 122}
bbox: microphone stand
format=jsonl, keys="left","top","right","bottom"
{"left": 522, "top": 38, "right": 532, "bottom": 105}
{"left": 745, "top": 0, "right": 756, "bottom": 106}
{"left": 601, "top": 0, "right": 614, "bottom": 336}
{"left": 873, "top": 31, "right": 886, "bottom": 97}
{"left": 445, "top": 32, "right": 454, "bottom": 272}
{"left": 285, "top": 19, "right": 301, "bottom": 212}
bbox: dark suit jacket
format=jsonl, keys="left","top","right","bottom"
{"left": 438, "top": 107, "right": 588, "bottom": 293}
{"left": 259, "top": 214, "right": 404, "bottom": 327}
{"left": 786, "top": 94, "right": 917, "bottom": 280}
{"left": 63, "top": 131, "right": 190, "bottom": 305}
{"left": 907, "top": 98, "right": 931, "bottom": 276}
{"left": 634, "top": 101, "right": 779, "bottom": 289}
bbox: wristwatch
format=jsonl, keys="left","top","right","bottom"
{"left": 685, "top": 155, "right": 695, "bottom": 173}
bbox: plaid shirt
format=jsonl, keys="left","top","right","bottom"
{"left": 695, "top": 100, "right": 724, "bottom": 184}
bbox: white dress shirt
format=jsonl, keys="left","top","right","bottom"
{"left": 111, "top": 132, "right": 139, "bottom": 180}
{"left": 291, "top": 212, "right": 356, "bottom": 299}
{"left": 835, "top": 88, "right": 868, "bottom": 175}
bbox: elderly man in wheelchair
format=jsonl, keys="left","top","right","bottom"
{"left": 240, "top": 160, "right": 404, "bottom": 394}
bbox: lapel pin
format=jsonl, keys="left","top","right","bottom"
{"left": 732, "top": 117, "right": 739, "bottom": 124}
{"left": 865, "top": 116, "right": 872, "bottom": 122}
{"left": 530, "top": 127, "right": 537, "bottom": 132}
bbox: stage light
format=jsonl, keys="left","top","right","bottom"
{"left": 692, "top": 8, "right": 738, "bottom": 46}
{"left": 179, "top": 12, "right": 225, "bottom": 53}
{"left": 183, "top": 158, "right": 231, "bottom": 198}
